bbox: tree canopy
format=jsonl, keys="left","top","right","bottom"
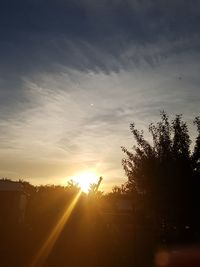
{"left": 122, "top": 112, "right": 200, "bottom": 243}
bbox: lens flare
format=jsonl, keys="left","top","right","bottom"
{"left": 30, "top": 190, "right": 81, "bottom": 267}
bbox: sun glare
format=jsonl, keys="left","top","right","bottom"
{"left": 70, "top": 172, "right": 98, "bottom": 193}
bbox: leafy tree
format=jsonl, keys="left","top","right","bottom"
{"left": 122, "top": 112, "right": 200, "bottom": 242}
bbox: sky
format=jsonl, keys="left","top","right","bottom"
{"left": 0, "top": 0, "right": 200, "bottom": 191}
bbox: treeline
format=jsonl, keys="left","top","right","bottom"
{"left": 121, "top": 112, "right": 200, "bottom": 246}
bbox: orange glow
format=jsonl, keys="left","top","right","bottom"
{"left": 70, "top": 171, "right": 99, "bottom": 193}
{"left": 30, "top": 190, "right": 81, "bottom": 267}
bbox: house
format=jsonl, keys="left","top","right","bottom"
{"left": 0, "top": 180, "right": 27, "bottom": 225}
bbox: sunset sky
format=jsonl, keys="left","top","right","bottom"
{"left": 0, "top": 0, "right": 200, "bottom": 191}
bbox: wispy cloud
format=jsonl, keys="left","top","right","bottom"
{"left": 0, "top": 0, "right": 200, "bottom": 189}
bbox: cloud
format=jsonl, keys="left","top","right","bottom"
{"left": 0, "top": 0, "right": 200, "bottom": 189}
{"left": 0, "top": 0, "right": 200, "bottom": 76}
{"left": 0, "top": 58, "right": 200, "bottom": 189}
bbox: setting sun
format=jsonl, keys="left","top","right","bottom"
{"left": 70, "top": 172, "right": 99, "bottom": 193}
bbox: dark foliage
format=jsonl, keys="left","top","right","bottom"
{"left": 122, "top": 112, "right": 200, "bottom": 245}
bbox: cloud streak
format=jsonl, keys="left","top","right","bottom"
{"left": 0, "top": 0, "right": 200, "bottom": 75}
{"left": 0, "top": 0, "right": 200, "bottom": 190}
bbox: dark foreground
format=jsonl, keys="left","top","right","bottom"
{"left": 1, "top": 189, "right": 200, "bottom": 267}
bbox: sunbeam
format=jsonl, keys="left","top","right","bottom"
{"left": 30, "top": 190, "right": 82, "bottom": 267}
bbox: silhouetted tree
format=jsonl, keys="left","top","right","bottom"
{"left": 122, "top": 112, "right": 200, "bottom": 243}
